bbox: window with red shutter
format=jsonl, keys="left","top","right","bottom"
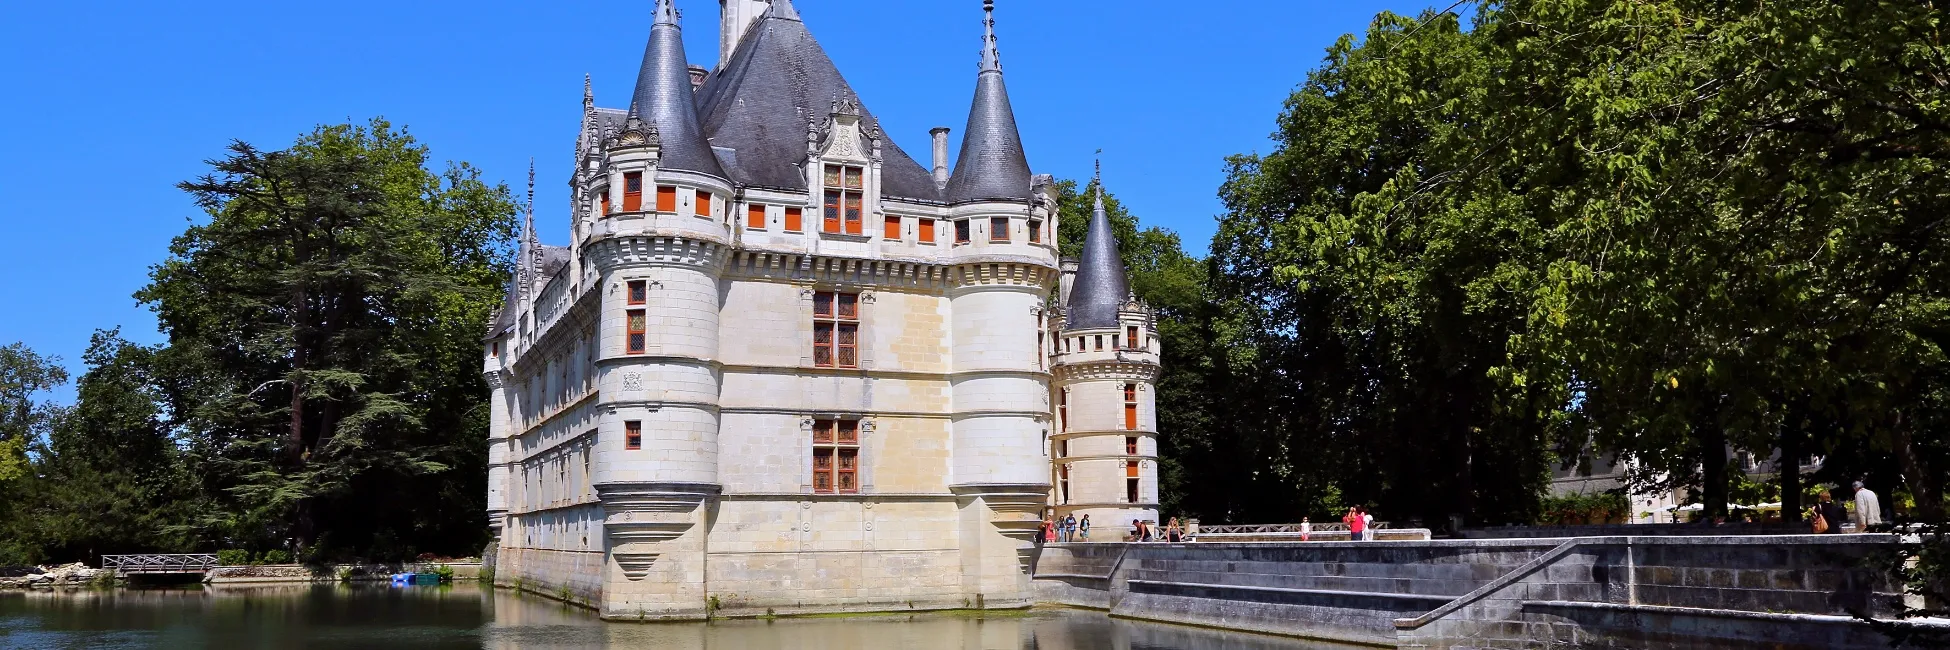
{"left": 748, "top": 204, "right": 766, "bottom": 229}
{"left": 785, "top": 207, "right": 803, "bottom": 232}
{"left": 884, "top": 215, "right": 901, "bottom": 240}
{"left": 696, "top": 190, "right": 712, "bottom": 218}
{"left": 623, "top": 173, "right": 643, "bottom": 212}
{"left": 990, "top": 217, "right": 1009, "bottom": 242}
{"left": 656, "top": 185, "right": 677, "bottom": 212}
{"left": 919, "top": 219, "right": 935, "bottom": 243}
{"left": 625, "top": 421, "right": 642, "bottom": 451}
{"left": 626, "top": 310, "right": 646, "bottom": 355}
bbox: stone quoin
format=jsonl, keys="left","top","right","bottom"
{"left": 480, "top": 0, "right": 1160, "bottom": 620}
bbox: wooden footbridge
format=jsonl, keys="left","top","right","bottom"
{"left": 101, "top": 554, "right": 220, "bottom": 575}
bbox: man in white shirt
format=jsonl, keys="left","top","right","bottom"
{"left": 1853, "top": 481, "right": 1883, "bottom": 530}
{"left": 1362, "top": 511, "right": 1376, "bottom": 540}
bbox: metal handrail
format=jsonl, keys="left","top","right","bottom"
{"left": 1195, "top": 523, "right": 1392, "bottom": 534}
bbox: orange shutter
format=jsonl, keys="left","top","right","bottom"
{"left": 785, "top": 207, "right": 803, "bottom": 232}
{"left": 622, "top": 173, "right": 643, "bottom": 212}
{"left": 696, "top": 191, "right": 712, "bottom": 217}
{"left": 656, "top": 186, "right": 677, "bottom": 212}
{"left": 601, "top": 192, "right": 611, "bottom": 216}
{"left": 748, "top": 205, "right": 766, "bottom": 229}
{"left": 1126, "top": 404, "right": 1138, "bottom": 430}
{"left": 823, "top": 191, "right": 841, "bottom": 233}
{"left": 1127, "top": 461, "right": 1140, "bottom": 478}
{"left": 919, "top": 219, "right": 935, "bottom": 243}
{"left": 884, "top": 215, "right": 901, "bottom": 240}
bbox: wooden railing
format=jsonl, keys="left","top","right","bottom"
{"left": 101, "top": 554, "right": 220, "bottom": 574}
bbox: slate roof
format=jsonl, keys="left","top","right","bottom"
{"left": 943, "top": 5, "right": 1032, "bottom": 204}
{"left": 1065, "top": 188, "right": 1129, "bottom": 330}
{"left": 486, "top": 245, "right": 570, "bottom": 341}
{"left": 629, "top": 0, "right": 726, "bottom": 179}
{"left": 693, "top": 0, "right": 942, "bottom": 202}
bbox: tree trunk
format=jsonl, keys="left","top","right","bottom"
{"left": 1779, "top": 400, "right": 1805, "bottom": 523}
{"left": 1891, "top": 411, "right": 1944, "bottom": 522}
{"left": 1701, "top": 421, "right": 1729, "bottom": 520}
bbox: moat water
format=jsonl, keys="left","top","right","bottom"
{"left": 0, "top": 583, "right": 1359, "bottom": 649}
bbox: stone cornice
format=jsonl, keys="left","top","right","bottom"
{"left": 1053, "top": 359, "right": 1162, "bottom": 383}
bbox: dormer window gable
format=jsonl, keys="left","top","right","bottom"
{"left": 809, "top": 100, "right": 881, "bottom": 237}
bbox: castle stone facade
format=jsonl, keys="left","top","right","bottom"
{"left": 482, "top": 0, "right": 1158, "bottom": 620}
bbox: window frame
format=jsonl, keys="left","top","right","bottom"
{"left": 628, "top": 280, "right": 647, "bottom": 306}
{"left": 656, "top": 185, "right": 678, "bottom": 213}
{"left": 1029, "top": 219, "right": 1043, "bottom": 244}
{"left": 622, "top": 173, "right": 644, "bottom": 212}
{"left": 812, "top": 291, "right": 861, "bottom": 369}
{"left": 918, "top": 218, "right": 935, "bottom": 244}
{"left": 1124, "top": 383, "right": 1139, "bottom": 431}
{"left": 625, "top": 421, "right": 642, "bottom": 451}
{"left": 883, "top": 215, "right": 902, "bottom": 241}
{"left": 954, "top": 220, "right": 971, "bottom": 244}
{"left": 822, "top": 165, "right": 865, "bottom": 235}
{"left": 626, "top": 309, "right": 647, "bottom": 355}
{"left": 695, "top": 190, "right": 713, "bottom": 218}
{"left": 811, "top": 419, "right": 861, "bottom": 494}
{"left": 748, "top": 204, "right": 767, "bottom": 230}
{"left": 990, "top": 217, "right": 1010, "bottom": 243}
{"left": 785, "top": 207, "right": 804, "bottom": 233}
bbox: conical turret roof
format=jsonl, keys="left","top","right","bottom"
{"left": 630, "top": 0, "right": 726, "bottom": 178}
{"left": 1066, "top": 175, "right": 1129, "bottom": 330}
{"left": 943, "top": 1, "right": 1032, "bottom": 204}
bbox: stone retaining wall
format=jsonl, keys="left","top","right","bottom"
{"left": 1032, "top": 536, "right": 1932, "bottom": 648}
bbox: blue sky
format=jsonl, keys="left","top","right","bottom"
{"left": 0, "top": 0, "right": 1423, "bottom": 397}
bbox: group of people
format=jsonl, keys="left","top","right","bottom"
{"left": 1807, "top": 481, "right": 1885, "bottom": 534}
{"left": 1038, "top": 515, "right": 1192, "bottom": 544}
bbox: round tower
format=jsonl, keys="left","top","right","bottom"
{"left": 1049, "top": 173, "right": 1161, "bottom": 537}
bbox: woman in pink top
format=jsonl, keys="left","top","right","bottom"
{"left": 1348, "top": 506, "right": 1366, "bottom": 541}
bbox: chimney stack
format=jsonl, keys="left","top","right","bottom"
{"left": 688, "top": 65, "right": 709, "bottom": 91}
{"left": 930, "top": 127, "right": 952, "bottom": 186}
{"left": 720, "top": 0, "right": 773, "bottom": 67}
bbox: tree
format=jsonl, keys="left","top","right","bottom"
{"left": 136, "top": 118, "right": 518, "bottom": 559}
{"left": 0, "top": 342, "right": 68, "bottom": 564}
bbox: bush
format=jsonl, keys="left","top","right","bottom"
{"left": 259, "top": 550, "right": 292, "bottom": 565}
{"left": 216, "top": 550, "right": 251, "bottom": 566}
{"left": 431, "top": 564, "right": 456, "bottom": 582}
{"left": 1536, "top": 492, "right": 1630, "bottom": 525}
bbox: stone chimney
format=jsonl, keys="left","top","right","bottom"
{"left": 720, "top": 0, "right": 773, "bottom": 67}
{"left": 930, "top": 127, "right": 952, "bottom": 187}
{"left": 1059, "top": 257, "right": 1080, "bottom": 308}
{"left": 688, "top": 65, "right": 709, "bottom": 91}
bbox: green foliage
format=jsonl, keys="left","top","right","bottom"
{"left": 216, "top": 550, "right": 251, "bottom": 566}
{"left": 430, "top": 564, "right": 455, "bottom": 582}
{"left": 133, "top": 118, "right": 518, "bottom": 560}
{"left": 259, "top": 550, "right": 292, "bottom": 565}
{"left": 1537, "top": 493, "right": 1630, "bottom": 526}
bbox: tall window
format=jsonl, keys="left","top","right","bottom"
{"left": 625, "top": 421, "right": 642, "bottom": 450}
{"left": 823, "top": 165, "right": 864, "bottom": 235}
{"left": 990, "top": 217, "right": 1010, "bottom": 242}
{"left": 626, "top": 310, "right": 646, "bottom": 355}
{"left": 1126, "top": 436, "right": 1138, "bottom": 455}
{"left": 1094, "top": 336, "right": 1104, "bottom": 351}
{"left": 813, "top": 291, "right": 859, "bottom": 368}
{"left": 695, "top": 190, "right": 713, "bottom": 218}
{"left": 600, "top": 190, "right": 612, "bottom": 216}
{"left": 628, "top": 280, "right": 647, "bottom": 305}
{"left": 955, "top": 220, "right": 971, "bottom": 244}
{"left": 1058, "top": 390, "right": 1068, "bottom": 432}
{"left": 1029, "top": 219, "right": 1043, "bottom": 244}
{"left": 1127, "top": 326, "right": 1140, "bottom": 350}
{"left": 785, "top": 207, "right": 803, "bottom": 233}
{"left": 656, "top": 185, "right": 678, "bottom": 212}
{"left": 748, "top": 204, "right": 766, "bottom": 229}
{"left": 1127, "top": 461, "right": 1140, "bottom": 503}
{"left": 919, "top": 218, "right": 935, "bottom": 243}
{"left": 884, "top": 215, "right": 902, "bottom": 240}
{"left": 622, "top": 173, "right": 644, "bottom": 212}
{"left": 812, "top": 419, "right": 860, "bottom": 494}
{"left": 1124, "top": 383, "right": 1139, "bottom": 430}
{"left": 1059, "top": 464, "right": 1071, "bottom": 504}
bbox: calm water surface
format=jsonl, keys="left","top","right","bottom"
{"left": 0, "top": 583, "right": 1360, "bottom": 650}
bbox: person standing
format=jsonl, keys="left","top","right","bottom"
{"left": 1347, "top": 507, "right": 1366, "bottom": 541}
{"left": 1301, "top": 517, "right": 1312, "bottom": 542}
{"left": 1041, "top": 517, "right": 1056, "bottom": 544}
{"left": 1078, "top": 514, "right": 1091, "bottom": 541}
{"left": 1166, "top": 517, "right": 1183, "bottom": 543}
{"left": 1853, "top": 481, "right": 1883, "bottom": 531}
{"left": 1063, "top": 514, "right": 1078, "bottom": 543}
{"left": 1362, "top": 509, "right": 1376, "bottom": 541}
{"left": 1812, "top": 490, "right": 1848, "bottom": 535}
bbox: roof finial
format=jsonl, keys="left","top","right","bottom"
{"left": 655, "top": 0, "right": 679, "bottom": 26}
{"left": 1093, "top": 150, "right": 1104, "bottom": 211}
{"left": 980, "top": 0, "right": 1001, "bottom": 73}
{"left": 526, "top": 158, "right": 537, "bottom": 214}
{"left": 584, "top": 74, "right": 594, "bottom": 106}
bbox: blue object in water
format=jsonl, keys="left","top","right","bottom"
{"left": 389, "top": 573, "right": 441, "bottom": 586}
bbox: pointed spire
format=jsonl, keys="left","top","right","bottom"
{"left": 630, "top": 0, "right": 727, "bottom": 178}
{"left": 944, "top": 0, "right": 1032, "bottom": 204}
{"left": 980, "top": 0, "right": 1001, "bottom": 73}
{"left": 1066, "top": 155, "right": 1130, "bottom": 330}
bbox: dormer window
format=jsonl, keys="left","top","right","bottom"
{"left": 823, "top": 165, "right": 865, "bottom": 235}
{"left": 990, "top": 217, "right": 1010, "bottom": 243}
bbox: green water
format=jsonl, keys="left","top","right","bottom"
{"left": 0, "top": 583, "right": 1357, "bottom": 649}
